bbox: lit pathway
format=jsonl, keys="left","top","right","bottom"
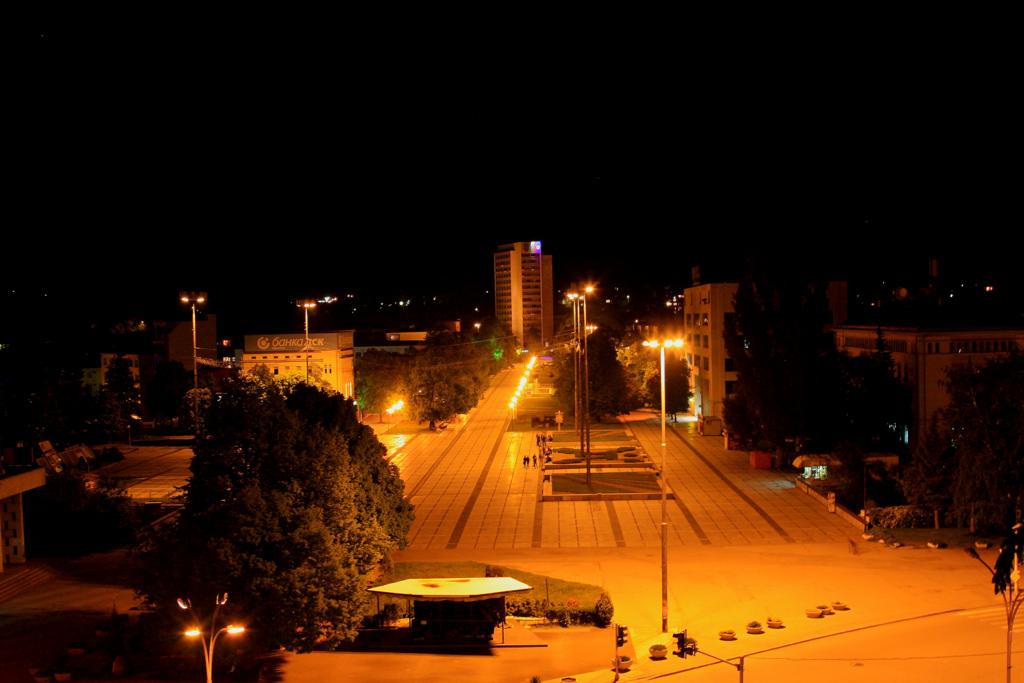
{"left": 403, "top": 367, "right": 523, "bottom": 550}
{"left": 627, "top": 417, "right": 856, "bottom": 545}
{"left": 399, "top": 369, "right": 856, "bottom": 551}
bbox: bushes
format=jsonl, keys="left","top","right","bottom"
{"left": 23, "top": 470, "right": 138, "bottom": 556}
{"left": 594, "top": 592, "right": 614, "bottom": 627}
{"left": 506, "top": 593, "right": 615, "bottom": 628}
{"left": 871, "top": 505, "right": 933, "bottom": 529}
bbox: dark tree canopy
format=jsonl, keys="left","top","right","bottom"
{"left": 101, "top": 355, "right": 142, "bottom": 440}
{"left": 553, "top": 328, "right": 638, "bottom": 420}
{"left": 407, "top": 332, "right": 493, "bottom": 423}
{"left": 836, "top": 334, "right": 911, "bottom": 452}
{"left": 146, "top": 360, "right": 190, "bottom": 421}
{"left": 901, "top": 415, "right": 957, "bottom": 529}
{"left": 134, "top": 373, "right": 413, "bottom": 652}
{"left": 355, "top": 349, "right": 408, "bottom": 419}
{"left": 723, "top": 277, "right": 840, "bottom": 451}
{"left": 944, "top": 352, "right": 1024, "bottom": 531}
{"left": 645, "top": 351, "right": 692, "bottom": 418}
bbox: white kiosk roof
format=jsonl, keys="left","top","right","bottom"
{"left": 368, "top": 577, "right": 532, "bottom": 601}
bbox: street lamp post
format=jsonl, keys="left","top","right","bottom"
{"left": 582, "top": 285, "right": 593, "bottom": 484}
{"left": 297, "top": 299, "right": 317, "bottom": 383}
{"left": 177, "top": 593, "right": 245, "bottom": 683}
{"left": 644, "top": 337, "right": 684, "bottom": 634}
{"left": 179, "top": 292, "right": 207, "bottom": 432}
{"left": 567, "top": 292, "right": 581, "bottom": 445}
{"left": 965, "top": 524, "right": 1024, "bottom": 683}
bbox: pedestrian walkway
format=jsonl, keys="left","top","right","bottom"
{"left": 394, "top": 372, "right": 856, "bottom": 551}
{"left": 663, "top": 418, "right": 856, "bottom": 544}
{"left": 0, "top": 563, "right": 56, "bottom": 605}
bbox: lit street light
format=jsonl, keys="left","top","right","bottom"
{"left": 644, "top": 337, "right": 684, "bottom": 634}
{"left": 179, "top": 292, "right": 206, "bottom": 432}
{"left": 567, "top": 293, "right": 581, "bottom": 452}
{"left": 177, "top": 593, "right": 245, "bottom": 683}
{"left": 582, "top": 286, "right": 593, "bottom": 483}
{"left": 297, "top": 299, "right": 317, "bottom": 383}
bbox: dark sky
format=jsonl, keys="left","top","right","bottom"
{"left": 9, "top": 13, "right": 1019, "bottom": 336}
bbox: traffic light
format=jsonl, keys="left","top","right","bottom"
{"left": 615, "top": 624, "right": 629, "bottom": 647}
{"left": 673, "top": 630, "right": 687, "bottom": 657}
{"left": 673, "top": 629, "right": 697, "bottom": 658}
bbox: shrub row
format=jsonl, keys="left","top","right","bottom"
{"left": 506, "top": 592, "right": 614, "bottom": 627}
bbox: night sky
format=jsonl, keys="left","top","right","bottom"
{"left": 8, "top": 14, "right": 1019, "bottom": 339}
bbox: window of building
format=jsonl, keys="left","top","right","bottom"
{"left": 702, "top": 335, "right": 709, "bottom": 348}
{"left": 702, "top": 314, "right": 709, "bottom": 326}
{"left": 703, "top": 357, "right": 709, "bottom": 371}
{"left": 273, "top": 368, "right": 279, "bottom": 375}
{"left": 724, "top": 357, "right": 734, "bottom": 372}
{"left": 725, "top": 380, "right": 737, "bottom": 396}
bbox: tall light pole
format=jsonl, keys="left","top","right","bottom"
{"left": 644, "top": 337, "right": 684, "bottom": 633}
{"left": 297, "top": 299, "right": 317, "bottom": 383}
{"left": 582, "top": 285, "right": 593, "bottom": 484}
{"left": 179, "top": 292, "right": 206, "bottom": 432}
{"left": 567, "top": 293, "right": 581, "bottom": 445}
{"left": 177, "top": 593, "right": 245, "bottom": 683}
{"left": 966, "top": 524, "right": 1024, "bottom": 683}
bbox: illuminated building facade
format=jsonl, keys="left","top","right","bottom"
{"left": 242, "top": 331, "right": 355, "bottom": 397}
{"left": 493, "top": 241, "right": 553, "bottom": 350}
{"left": 683, "top": 282, "right": 738, "bottom": 421}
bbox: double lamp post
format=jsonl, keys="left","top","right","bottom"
{"left": 179, "top": 292, "right": 207, "bottom": 430}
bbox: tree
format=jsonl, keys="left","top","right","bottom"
{"left": 134, "top": 372, "right": 413, "bottom": 652}
{"left": 356, "top": 349, "right": 409, "bottom": 420}
{"left": 945, "top": 353, "right": 1024, "bottom": 532}
{"left": 25, "top": 470, "right": 138, "bottom": 556}
{"left": 407, "top": 332, "right": 490, "bottom": 424}
{"left": 723, "top": 276, "right": 841, "bottom": 453}
{"left": 146, "top": 360, "right": 190, "bottom": 424}
{"left": 836, "top": 331, "right": 911, "bottom": 452}
{"left": 474, "top": 319, "right": 517, "bottom": 371}
{"left": 582, "top": 329, "right": 638, "bottom": 419}
{"left": 965, "top": 524, "right": 1024, "bottom": 683}
{"left": 100, "top": 355, "right": 142, "bottom": 440}
{"left": 901, "top": 416, "right": 956, "bottom": 529}
{"left": 618, "top": 339, "right": 657, "bottom": 410}
{"left": 645, "top": 351, "right": 692, "bottom": 420}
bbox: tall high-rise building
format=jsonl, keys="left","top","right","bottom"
{"left": 493, "top": 241, "right": 553, "bottom": 350}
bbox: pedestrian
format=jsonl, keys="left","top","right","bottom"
{"left": 532, "top": 454, "right": 537, "bottom": 468}
{"left": 523, "top": 455, "right": 529, "bottom": 468}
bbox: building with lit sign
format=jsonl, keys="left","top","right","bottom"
{"left": 493, "top": 241, "right": 553, "bottom": 350}
{"left": 242, "top": 331, "right": 355, "bottom": 396}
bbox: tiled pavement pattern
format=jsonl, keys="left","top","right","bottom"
{"left": 94, "top": 446, "right": 194, "bottom": 501}
{"left": 400, "top": 365, "right": 857, "bottom": 551}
